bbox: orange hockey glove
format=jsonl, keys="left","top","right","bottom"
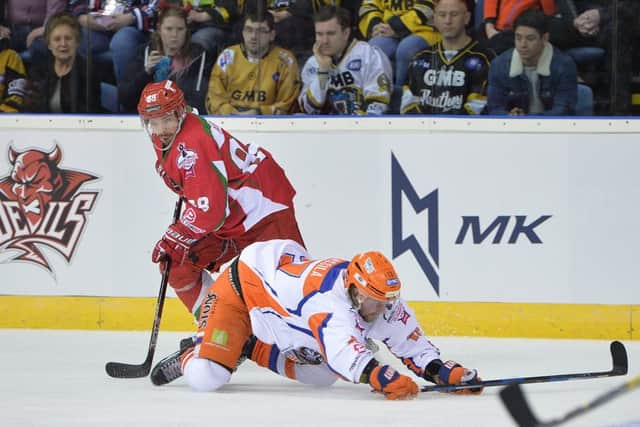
{"left": 369, "top": 365, "right": 419, "bottom": 400}
{"left": 151, "top": 222, "right": 198, "bottom": 265}
{"left": 426, "top": 359, "right": 484, "bottom": 395}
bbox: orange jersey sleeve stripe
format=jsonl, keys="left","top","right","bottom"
{"left": 278, "top": 257, "right": 313, "bottom": 278}
{"left": 287, "top": 261, "right": 349, "bottom": 316}
{"left": 308, "top": 312, "right": 332, "bottom": 361}
{"left": 302, "top": 259, "right": 347, "bottom": 298}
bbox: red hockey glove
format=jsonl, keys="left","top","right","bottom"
{"left": 369, "top": 365, "right": 419, "bottom": 400}
{"left": 431, "top": 360, "right": 484, "bottom": 395}
{"left": 151, "top": 222, "right": 198, "bottom": 266}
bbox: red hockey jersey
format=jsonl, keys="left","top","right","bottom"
{"left": 153, "top": 113, "right": 296, "bottom": 239}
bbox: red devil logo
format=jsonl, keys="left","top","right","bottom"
{"left": 0, "top": 144, "right": 99, "bottom": 272}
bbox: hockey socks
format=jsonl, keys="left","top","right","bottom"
{"left": 248, "top": 339, "right": 298, "bottom": 380}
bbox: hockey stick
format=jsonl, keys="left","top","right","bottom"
{"left": 500, "top": 374, "right": 640, "bottom": 427}
{"left": 420, "top": 341, "right": 627, "bottom": 393}
{"left": 105, "top": 198, "right": 183, "bottom": 378}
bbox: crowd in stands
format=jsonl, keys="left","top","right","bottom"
{"left": 0, "top": 0, "right": 637, "bottom": 115}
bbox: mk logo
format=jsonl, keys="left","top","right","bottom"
{"left": 455, "top": 215, "right": 552, "bottom": 244}
{"left": 391, "top": 153, "right": 440, "bottom": 295}
{"left": 391, "top": 153, "right": 552, "bottom": 298}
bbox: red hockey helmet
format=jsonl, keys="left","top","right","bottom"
{"left": 345, "top": 251, "right": 401, "bottom": 302}
{"left": 138, "top": 80, "right": 187, "bottom": 150}
{"left": 138, "top": 80, "right": 186, "bottom": 120}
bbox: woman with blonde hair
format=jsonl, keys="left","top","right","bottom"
{"left": 28, "top": 12, "right": 100, "bottom": 113}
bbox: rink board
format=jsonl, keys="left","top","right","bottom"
{"left": 0, "top": 295, "right": 636, "bottom": 339}
{"left": 1, "top": 116, "right": 639, "bottom": 338}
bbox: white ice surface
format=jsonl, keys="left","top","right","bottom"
{"left": 0, "top": 330, "right": 638, "bottom": 427}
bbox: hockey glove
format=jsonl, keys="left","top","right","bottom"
{"left": 369, "top": 365, "right": 419, "bottom": 400}
{"left": 427, "top": 359, "right": 484, "bottom": 395}
{"left": 152, "top": 222, "right": 198, "bottom": 265}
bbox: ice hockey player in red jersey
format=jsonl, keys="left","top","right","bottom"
{"left": 137, "top": 80, "right": 305, "bottom": 317}
{"left": 151, "top": 239, "right": 484, "bottom": 400}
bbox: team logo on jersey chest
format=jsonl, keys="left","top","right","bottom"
{"left": 0, "top": 144, "right": 99, "bottom": 273}
{"left": 176, "top": 143, "right": 198, "bottom": 179}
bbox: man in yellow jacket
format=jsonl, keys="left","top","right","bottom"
{"left": 205, "top": 11, "right": 301, "bottom": 115}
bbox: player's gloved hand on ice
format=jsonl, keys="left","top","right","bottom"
{"left": 152, "top": 222, "right": 198, "bottom": 265}
{"left": 425, "top": 359, "right": 484, "bottom": 395}
{"left": 369, "top": 364, "right": 419, "bottom": 400}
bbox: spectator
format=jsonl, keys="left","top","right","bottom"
{"left": 0, "top": 0, "right": 66, "bottom": 67}
{"left": 401, "top": 0, "right": 494, "bottom": 114}
{"left": 554, "top": 1, "right": 609, "bottom": 75}
{"left": 68, "top": 0, "right": 159, "bottom": 85}
{"left": 487, "top": 9, "right": 577, "bottom": 115}
{"left": 27, "top": 12, "right": 101, "bottom": 113}
{"left": 119, "top": 4, "right": 213, "bottom": 114}
{"left": 358, "top": 0, "right": 440, "bottom": 92}
{"left": 236, "top": 0, "right": 362, "bottom": 68}
{"left": 246, "top": 0, "right": 314, "bottom": 64}
{"left": 0, "top": 37, "right": 28, "bottom": 112}
{"left": 181, "top": 0, "right": 241, "bottom": 58}
{"left": 206, "top": 11, "right": 300, "bottom": 115}
{"left": 269, "top": 0, "right": 316, "bottom": 57}
{"left": 242, "top": 0, "right": 361, "bottom": 65}
{"left": 299, "top": 6, "right": 393, "bottom": 115}
{"left": 483, "top": 0, "right": 557, "bottom": 54}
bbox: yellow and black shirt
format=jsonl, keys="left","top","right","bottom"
{"left": 401, "top": 40, "right": 494, "bottom": 115}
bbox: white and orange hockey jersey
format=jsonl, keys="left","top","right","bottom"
{"left": 237, "top": 239, "right": 441, "bottom": 383}
{"left": 298, "top": 39, "right": 393, "bottom": 116}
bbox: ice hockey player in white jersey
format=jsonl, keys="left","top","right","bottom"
{"left": 299, "top": 6, "right": 393, "bottom": 115}
{"left": 151, "top": 239, "right": 484, "bottom": 400}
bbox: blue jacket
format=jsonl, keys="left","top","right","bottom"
{"left": 487, "top": 43, "right": 577, "bottom": 115}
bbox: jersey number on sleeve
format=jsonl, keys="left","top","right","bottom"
{"left": 229, "top": 138, "right": 266, "bottom": 174}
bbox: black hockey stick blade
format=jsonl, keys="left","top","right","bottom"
{"left": 609, "top": 340, "right": 628, "bottom": 375}
{"left": 499, "top": 384, "right": 540, "bottom": 427}
{"left": 500, "top": 375, "right": 640, "bottom": 427}
{"left": 421, "top": 341, "right": 628, "bottom": 393}
{"left": 105, "top": 355, "right": 154, "bottom": 378}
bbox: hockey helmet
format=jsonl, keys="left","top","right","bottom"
{"left": 138, "top": 80, "right": 186, "bottom": 121}
{"left": 138, "top": 80, "right": 187, "bottom": 150}
{"left": 345, "top": 251, "right": 401, "bottom": 302}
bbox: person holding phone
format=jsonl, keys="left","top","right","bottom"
{"left": 119, "top": 4, "right": 214, "bottom": 114}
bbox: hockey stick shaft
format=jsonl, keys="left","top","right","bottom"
{"left": 105, "top": 198, "right": 183, "bottom": 378}
{"left": 500, "top": 375, "right": 640, "bottom": 427}
{"left": 421, "top": 341, "right": 627, "bottom": 393}
{"left": 549, "top": 375, "right": 640, "bottom": 426}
